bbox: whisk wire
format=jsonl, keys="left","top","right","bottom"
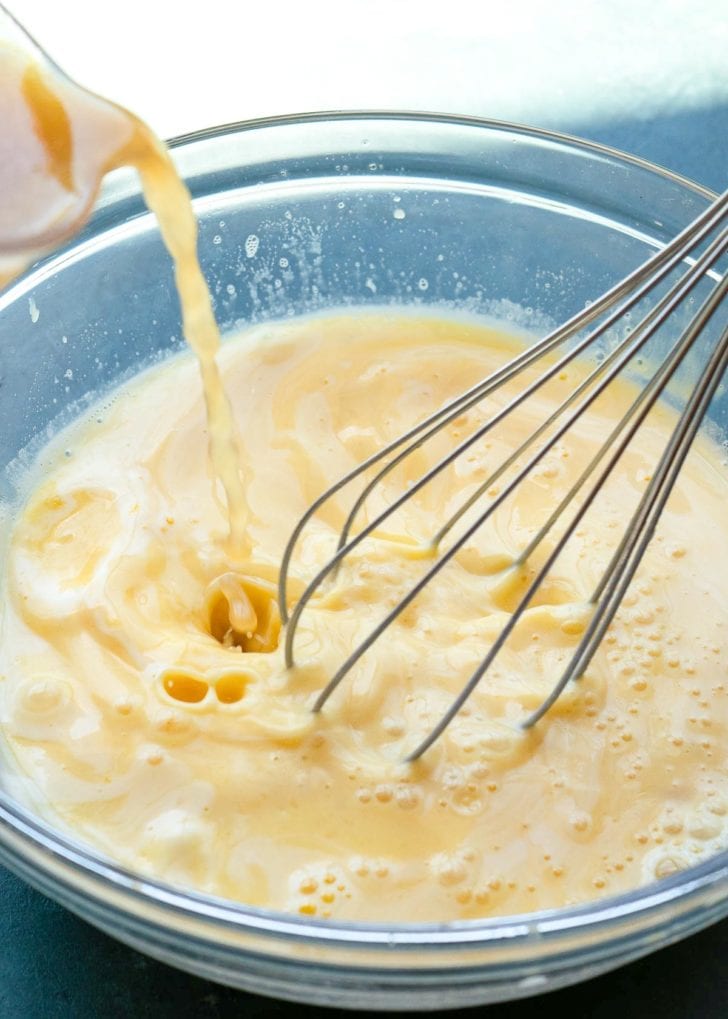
{"left": 280, "top": 190, "right": 727, "bottom": 758}
{"left": 527, "top": 305, "right": 728, "bottom": 729}
{"left": 278, "top": 191, "right": 728, "bottom": 619}
{"left": 313, "top": 235, "right": 727, "bottom": 732}
{"left": 518, "top": 229, "right": 728, "bottom": 565}
{"left": 433, "top": 225, "right": 728, "bottom": 550}
{"left": 408, "top": 272, "right": 728, "bottom": 759}
{"left": 284, "top": 225, "right": 726, "bottom": 670}
{"left": 335, "top": 195, "right": 728, "bottom": 557}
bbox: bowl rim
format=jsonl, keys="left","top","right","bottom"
{"left": 2, "top": 790, "right": 728, "bottom": 950}
{"left": 161, "top": 108, "right": 719, "bottom": 201}
{"left": 0, "top": 109, "right": 725, "bottom": 957}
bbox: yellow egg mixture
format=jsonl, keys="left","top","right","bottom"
{"left": 1, "top": 311, "right": 727, "bottom": 922}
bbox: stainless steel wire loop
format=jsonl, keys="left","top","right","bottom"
{"left": 278, "top": 190, "right": 728, "bottom": 760}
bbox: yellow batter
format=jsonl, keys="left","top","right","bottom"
{"left": 1, "top": 38, "right": 248, "bottom": 555}
{"left": 1, "top": 310, "right": 726, "bottom": 922}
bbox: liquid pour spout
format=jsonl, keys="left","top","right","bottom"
{"left": 0, "top": 3, "right": 136, "bottom": 286}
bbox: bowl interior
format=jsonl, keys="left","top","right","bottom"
{"left": 0, "top": 113, "right": 725, "bottom": 1008}
{"left": 0, "top": 114, "right": 723, "bottom": 492}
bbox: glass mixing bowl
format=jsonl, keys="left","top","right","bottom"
{"left": 0, "top": 113, "right": 725, "bottom": 1011}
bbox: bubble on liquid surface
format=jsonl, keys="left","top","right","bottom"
{"left": 245, "top": 235, "right": 260, "bottom": 259}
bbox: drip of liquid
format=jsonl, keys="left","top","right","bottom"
{"left": 0, "top": 40, "right": 249, "bottom": 557}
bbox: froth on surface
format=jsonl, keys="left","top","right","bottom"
{"left": 0, "top": 310, "right": 727, "bottom": 922}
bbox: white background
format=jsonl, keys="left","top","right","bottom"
{"left": 7, "top": 0, "right": 728, "bottom": 146}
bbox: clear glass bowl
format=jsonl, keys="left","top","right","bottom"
{"left": 0, "top": 113, "right": 725, "bottom": 1011}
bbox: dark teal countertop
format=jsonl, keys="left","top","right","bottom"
{"left": 2, "top": 851, "right": 728, "bottom": 1018}
{"left": 1, "top": 107, "right": 726, "bottom": 1018}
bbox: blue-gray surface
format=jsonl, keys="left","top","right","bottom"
{"left": 1, "top": 107, "right": 726, "bottom": 1018}
{"left": 2, "top": 869, "right": 728, "bottom": 1019}
{"left": 578, "top": 103, "right": 727, "bottom": 194}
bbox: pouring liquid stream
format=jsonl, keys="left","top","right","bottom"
{"left": 0, "top": 37, "right": 249, "bottom": 560}
{"left": 3, "top": 22, "right": 728, "bottom": 925}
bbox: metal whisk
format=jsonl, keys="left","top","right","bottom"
{"left": 277, "top": 189, "right": 728, "bottom": 761}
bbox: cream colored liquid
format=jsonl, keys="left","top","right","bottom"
{"left": 0, "top": 41, "right": 248, "bottom": 556}
{"left": 1, "top": 311, "right": 727, "bottom": 921}
{"left": 2, "top": 37, "right": 728, "bottom": 924}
